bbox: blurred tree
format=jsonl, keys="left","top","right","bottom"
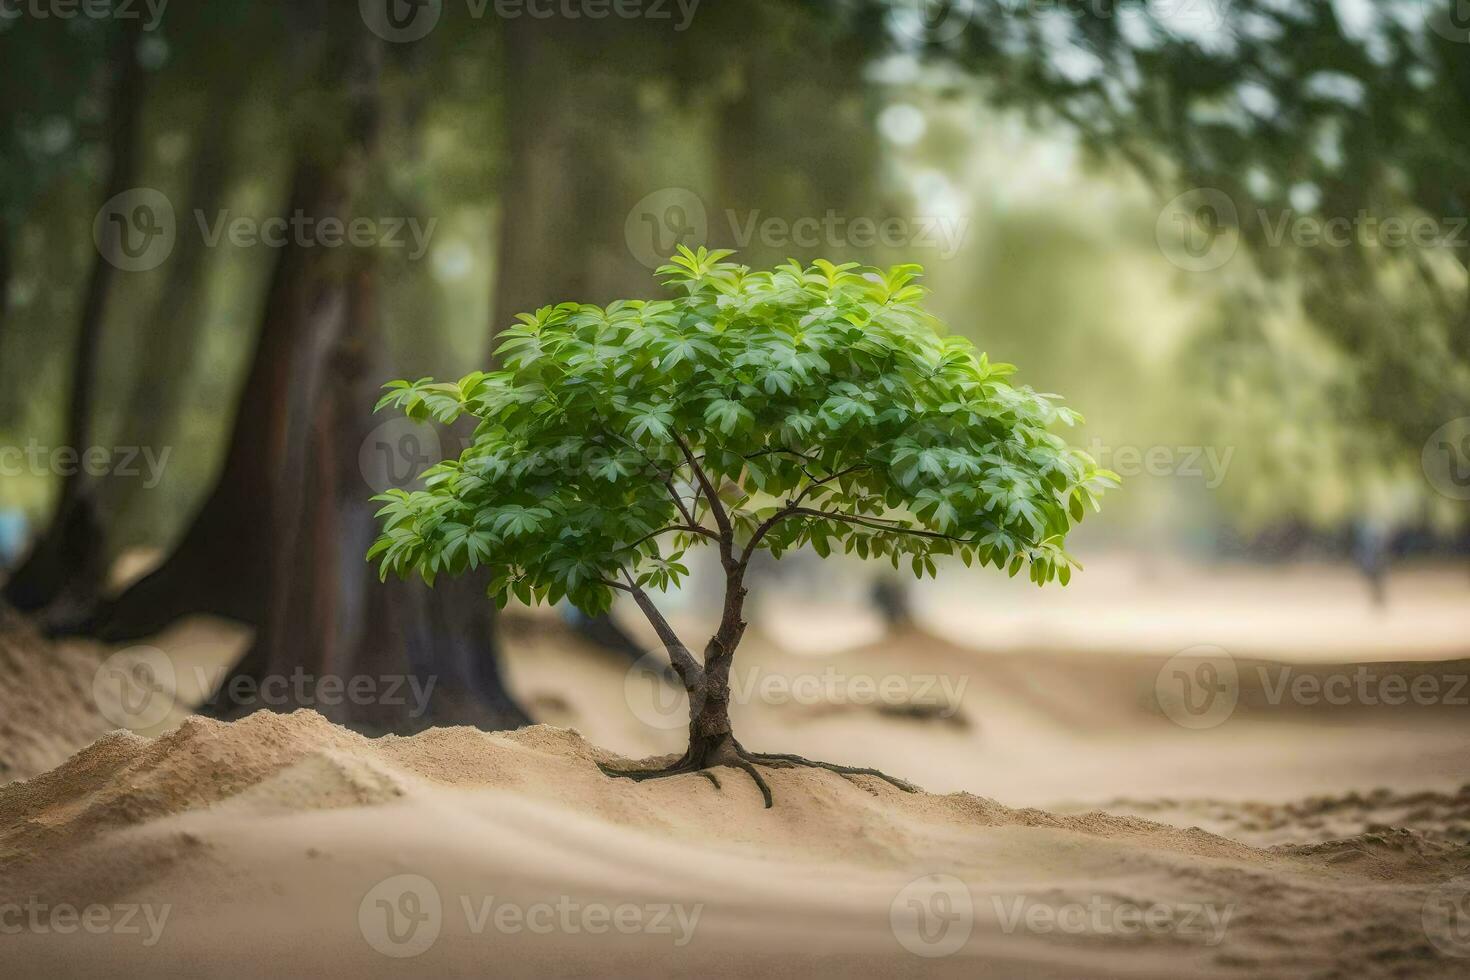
{"left": 89, "top": 4, "right": 528, "bottom": 731}
{"left": 904, "top": 0, "right": 1469, "bottom": 475}
{"left": 2, "top": 16, "right": 148, "bottom": 618}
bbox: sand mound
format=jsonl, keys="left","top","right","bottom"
{"left": 0, "top": 709, "right": 1258, "bottom": 873}
{"left": 1101, "top": 787, "right": 1470, "bottom": 851}
{"left": 0, "top": 606, "right": 116, "bottom": 783}
{"left": 4, "top": 710, "right": 1469, "bottom": 978}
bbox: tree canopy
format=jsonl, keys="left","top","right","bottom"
{"left": 370, "top": 247, "right": 1117, "bottom": 613}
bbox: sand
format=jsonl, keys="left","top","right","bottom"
{"left": 0, "top": 705, "right": 1466, "bottom": 978}
{"left": 4, "top": 562, "right": 1470, "bottom": 978}
{"left": 0, "top": 607, "right": 115, "bottom": 783}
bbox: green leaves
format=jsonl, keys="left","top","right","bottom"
{"left": 368, "top": 251, "right": 1116, "bottom": 608}
{"left": 704, "top": 398, "right": 754, "bottom": 435}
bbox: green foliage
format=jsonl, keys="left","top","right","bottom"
{"left": 369, "top": 247, "right": 1116, "bottom": 613}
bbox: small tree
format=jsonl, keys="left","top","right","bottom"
{"left": 370, "top": 247, "right": 1115, "bottom": 805}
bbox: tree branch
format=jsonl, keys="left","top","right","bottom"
{"left": 738, "top": 465, "right": 871, "bottom": 565}
{"left": 789, "top": 507, "right": 971, "bottom": 542}
{"left": 671, "top": 430, "right": 734, "bottom": 567}
{"left": 624, "top": 524, "right": 719, "bottom": 552}
{"left": 618, "top": 572, "right": 704, "bottom": 692}
{"left": 742, "top": 506, "right": 975, "bottom": 559}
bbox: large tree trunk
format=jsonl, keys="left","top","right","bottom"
{"left": 90, "top": 162, "right": 321, "bottom": 640}
{"left": 200, "top": 242, "right": 526, "bottom": 732}
{"left": 99, "top": 75, "right": 246, "bottom": 550}
{"left": 4, "top": 20, "right": 145, "bottom": 617}
{"left": 97, "top": 23, "right": 529, "bottom": 733}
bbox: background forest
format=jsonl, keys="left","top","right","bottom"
{"left": 1, "top": 0, "right": 1468, "bottom": 729}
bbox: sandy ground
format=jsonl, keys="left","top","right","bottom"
{"left": 2, "top": 560, "right": 1470, "bottom": 978}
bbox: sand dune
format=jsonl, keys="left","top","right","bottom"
{"left": 3, "top": 709, "right": 1468, "bottom": 978}
{"left": 5, "top": 574, "right": 1470, "bottom": 978}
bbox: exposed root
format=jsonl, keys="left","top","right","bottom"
{"left": 600, "top": 745, "right": 917, "bottom": 808}
{"left": 734, "top": 761, "right": 773, "bottom": 808}
{"left": 597, "top": 758, "right": 700, "bottom": 783}
{"left": 745, "top": 751, "right": 920, "bottom": 794}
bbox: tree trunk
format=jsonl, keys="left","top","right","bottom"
{"left": 96, "top": 24, "right": 529, "bottom": 732}
{"left": 684, "top": 573, "right": 748, "bottom": 758}
{"left": 4, "top": 19, "right": 145, "bottom": 617}
{"left": 200, "top": 246, "right": 526, "bottom": 732}
{"left": 89, "top": 158, "right": 323, "bottom": 640}
{"left": 100, "top": 74, "right": 246, "bottom": 550}
{"left": 0, "top": 214, "right": 11, "bottom": 345}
